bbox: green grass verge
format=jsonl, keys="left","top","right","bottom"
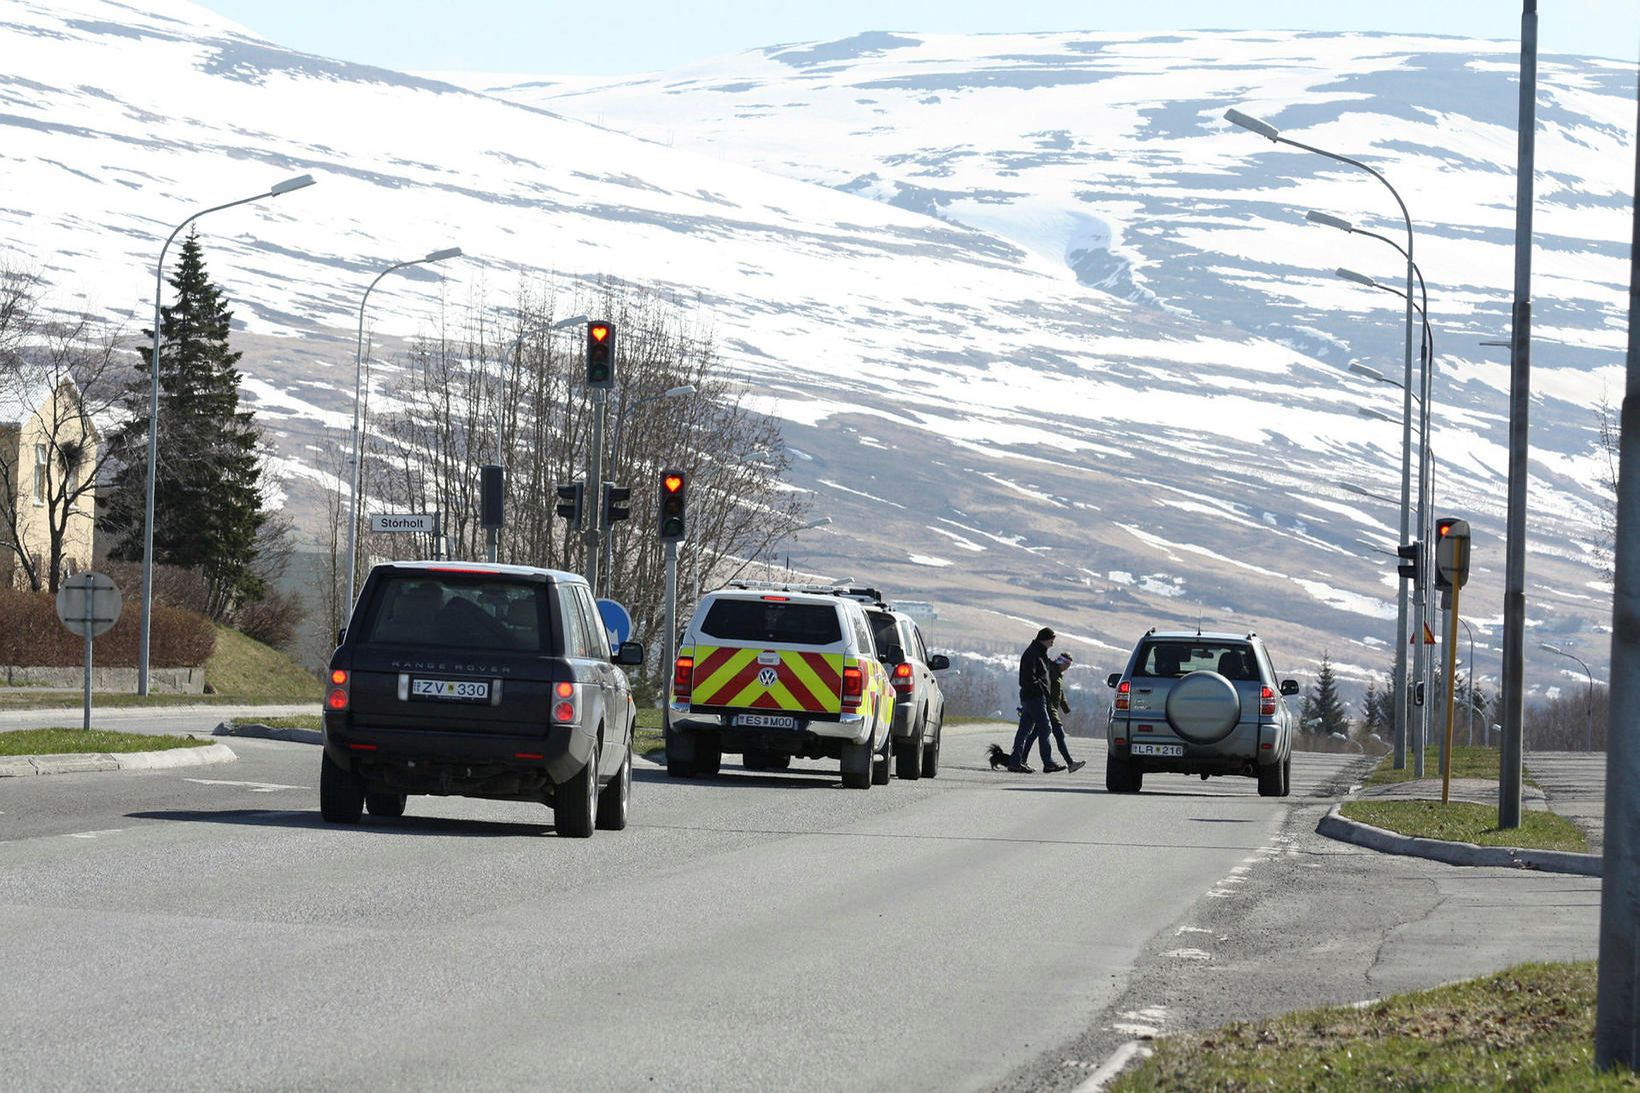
{"left": 241, "top": 714, "right": 322, "bottom": 730}
{"left": 0, "top": 728, "right": 212, "bottom": 755}
{"left": 204, "top": 627, "right": 323, "bottom": 702}
{"left": 1112, "top": 962, "right": 1638, "bottom": 1091}
{"left": 1340, "top": 799, "right": 1590, "bottom": 853}
{"left": 1362, "top": 744, "right": 1539, "bottom": 788}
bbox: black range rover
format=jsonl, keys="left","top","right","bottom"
{"left": 322, "top": 561, "right": 644, "bottom": 837}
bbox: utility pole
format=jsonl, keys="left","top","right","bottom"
{"left": 1593, "top": 48, "right": 1639, "bottom": 1075}
{"left": 663, "top": 538, "right": 678, "bottom": 730}
{"left": 1498, "top": 0, "right": 1537, "bottom": 830}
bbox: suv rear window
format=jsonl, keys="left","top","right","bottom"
{"left": 701, "top": 598, "right": 842, "bottom": 645}
{"left": 363, "top": 575, "right": 549, "bottom": 652}
{"left": 1134, "top": 641, "right": 1259, "bottom": 681}
{"left": 867, "top": 611, "right": 901, "bottom": 658}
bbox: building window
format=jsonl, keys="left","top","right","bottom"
{"left": 32, "top": 444, "right": 47, "bottom": 504}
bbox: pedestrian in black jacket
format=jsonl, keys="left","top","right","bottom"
{"left": 1008, "top": 627, "right": 1056, "bottom": 772}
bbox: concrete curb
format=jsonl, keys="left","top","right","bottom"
{"left": 0, "top": 740, "right": 236, "bottom": 777}
{"left": 212, "top": 720, "right": 322, "bottom": 745}
{"left": 1318, "top": 804, "right": 1601, "bottom": 876}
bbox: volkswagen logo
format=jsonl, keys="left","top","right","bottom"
{"left": 757, "top": 667, "right": 779, "bottom": 687}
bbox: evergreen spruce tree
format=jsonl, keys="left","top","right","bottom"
{"left": 100, "top": 230, "right": 266, "bottom": 618}
{"left": 1298, "top": 651, "right": 1350, "bottom": 736}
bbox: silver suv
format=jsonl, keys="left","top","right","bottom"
{"left": 1104, "top": 629, "right": 1298, "bottom": 796}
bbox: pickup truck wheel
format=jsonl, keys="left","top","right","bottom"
{"left": 556, "top": 743, "right": 599, "bottom": 838}
{"left": 1105, "top": 753, "right": 1142, "bottom": 794}
{"left": 696, "top": 732, "right": 722, "bottom": 777}
{"left": 1257, "top": 755, "right": 1284, "bottom": 798}
{"left": 840, "top": 741, "right": 872, "bottom": 789}
{"left": 664, "top": 727, "right": 696, "bottom": 778}
{"left": 871, "top": 732, "right": 892, "bottom": 785}
{"left": 596, "top": 742, "right": 631, "bottom": 830}
{"left": 921, "top": 720, "right": 941, "bottom": 779}
{"left": 364, "top": 790, "right": 406, "bottom": 818}
{"left": 319, "top": 751, "right": 364, "bottom": 823}
{"left": 895, "top": 723, "right": 924, "bottom": 781}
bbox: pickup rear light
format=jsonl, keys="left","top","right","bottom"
{"left": 1114, "top": 680, "right": 1131, "bottom": 711}
{"left": 841, "top": 665, "right": 864, "bottom": 710}
{"left": 1260, "top": 686, "right": 1277, "bottom": 716}
{"left": 326, "top": 669, "right": 349, "bottom": 711}
{"left": 673, "top": 655, "right": 693, "bottom": 701}
{"left": 891, "top": 662, "right": 913, "bottom": 696}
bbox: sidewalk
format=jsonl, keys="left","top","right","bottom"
{"left": 1319, "top": 752, "right": 1606, "bottom": 876}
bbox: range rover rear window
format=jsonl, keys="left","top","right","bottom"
{"left": 701, "top": 599, "right": 842, "bottom": 646}
{"left": 363, "top": 576, "right": 550, "bottom": 652}
{"left": 1134, "top": 642, "right": 1258, "bottom": 681}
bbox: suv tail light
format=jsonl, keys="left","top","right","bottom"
{"left": 552, "top": 680, "right": 578, "bottom": 724}
{"left": 673, "top": 655, "right": 694, "bottom": 702}
{"left": 1114, "top": 680, "right": 1130, "bottom": 711}
{"left": 1260, "top": 686, "right": 1277, "bottom": 717}
{"left": 891, "top": 662, "right": 913, "bottom": 697}
{"left": 841, "top": 664, "right": 864, "bottom": 710}
{"left": 326, "top": 669, "right": 349, "bottom": 711}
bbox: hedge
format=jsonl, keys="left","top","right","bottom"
{"left": 0, "top": 588, "right": 215, "bottom": 668}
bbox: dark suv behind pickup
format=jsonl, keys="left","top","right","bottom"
{"left": 323, "top": 561, "right": 643, "bottom": 837}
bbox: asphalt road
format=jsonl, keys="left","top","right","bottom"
{"left": 0, "top": 728, "right": 1600, "bottom": 1091}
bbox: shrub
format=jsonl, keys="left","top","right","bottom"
{"left": 0, "top": 588, "right": 215, "bottom": 668}
{"left": 98, "top": 560, "right": 209, "bottom": 615}
{"left": 231, "top": 587, "right": 305, "bottom": 652}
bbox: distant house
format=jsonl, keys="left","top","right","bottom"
{"left": 0, "top": 372, "right": 98, "bottom": 590}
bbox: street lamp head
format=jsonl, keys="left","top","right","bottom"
{"left": 552, "top": 313, "right": 590, "bottom": 330}
{"left": 1224, "top": 108, "right": 1280, "bottom": 141}
{"left": 1348, "top": 362, "right": 1389, "bottom": 383}
{"left": 1336, "top": 267, "right": 1378, "bottom": 288}
{"left": 663, "top": 384, "right": 698, "bottom": 398}
{"left": 1539, "top": 642, "right": 1563, "bottom": 654}
{"left": 269, "top": 173, "right": 317, "bottom": 196}
{"left": 1305, "top": 210, "right": 1354, "bottom": 232}
{"left": 1357, "top": 406, "right": 1397, "bottom": 424}
{"left": 424, "top": 247, "right": 462, "bottom": 263}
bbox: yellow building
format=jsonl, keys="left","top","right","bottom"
{"left": 0, "top": 373, "right": 98, "bottom": 590}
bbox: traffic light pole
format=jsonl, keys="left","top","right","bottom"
{"left": 585, "top": 387, "right": 605, "bottom": 594}
{"left": 663, "top": 538, "right": 678, "bottom": 731}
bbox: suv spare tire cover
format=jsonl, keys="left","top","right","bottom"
{"left": 1164, "top": 671, "right": 1241, "bottom": 744}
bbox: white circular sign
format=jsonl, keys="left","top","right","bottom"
{"left": 55, "top": 572, "right": 122, "bottom": 639}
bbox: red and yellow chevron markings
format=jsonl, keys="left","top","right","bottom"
{"left": 689, "top": 646, "right": 844, "bottom": 712}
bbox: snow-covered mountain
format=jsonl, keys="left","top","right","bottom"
{"left": 1, "top": 1, "right": 1630, "bottom": 689}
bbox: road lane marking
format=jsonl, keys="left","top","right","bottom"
{"left": 64, "top": 829, "right": 124, "bottom": 839}
{"left": 1162, "top": 948, "right": 1211, "bottom": 960}
{"left": 184, "top": 778, "right": 305, "bottom": 793}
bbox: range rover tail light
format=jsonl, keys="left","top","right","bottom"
{"left": 841, "top": 665, "right": 864, "bottom": 710}
{"left": 1114, "top": 680, "right": 1131, "bottom": 711}
{"left": 327, "top": 669, "right": 349, "bottom": 711}
{"left": 552, "top": 680, "right": 578, "bottom": 724}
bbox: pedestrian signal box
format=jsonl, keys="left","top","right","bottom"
{"left": 1396, "top": 541, "right": 1421, "bottom": 585}
{"left": 555, "top": 482, "right": 585, "bottom": 530}
{"left": 1434, "top": 517, "right": 1471, "bottom": 589}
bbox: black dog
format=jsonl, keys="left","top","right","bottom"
{"left": 987, "top": 743, "right": 1028, "bottom": 772}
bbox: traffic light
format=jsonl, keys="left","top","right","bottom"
{"left": 603, "top": 483, "right": 632, "bottom": 526}
{"left": 658, "top": 469, "right": 686, "bottom": 542}
{"left": 586, "top": 320, "right": 615, "bottom": 389}
{"left": 480, "top": 464, "right": 504, "bottom": 529}
{"left": 1396, "top": 540, "right": 1421, "bottom": 584}
{"left": 555, "top": 482, "right": 584, "bottom": 530}
{"left": 1434, "top": 516, "right": 1471, "bottom": 590}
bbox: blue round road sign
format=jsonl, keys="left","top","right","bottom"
{"left": 596, "top": 598, "right": 632, "bottom": 651}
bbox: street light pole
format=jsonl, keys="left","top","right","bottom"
{"left": 601, "top": 384, "right": 696, "bottom": 598}
{"left": 1540, "top": 643, "right": 1595, "bottom": 751}
{"left": 137, "top": 173, "right": 316, "bottom": 696}
{"left": 1229, "top": 107, "right": 1418, "bottom": 771}
{"left": 343, "top": 247, "right": 462, "bottom": 615}
{"left": 1460, "top": 617, "right": 1477, "bottom": 746}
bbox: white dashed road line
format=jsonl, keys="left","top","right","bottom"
{"left": 64, "top": 828, "right": 124, "bottom": 839}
